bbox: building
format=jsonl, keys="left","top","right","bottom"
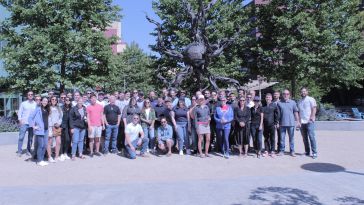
{"left": 104, "top": 21, "right": 127, "bottom": 54}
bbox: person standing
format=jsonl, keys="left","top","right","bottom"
{"left": 122, "top": 97, "right": 141, "bottom": 125}
{"left": 47, "top": 96, "right": 63, "bottom": 162}
{"left": 29, "top": 97, "right": 50, "bottom": 166}
{"left": 277, "top": 89, "right": 300, "bottom": 157}
{"left": 273, "top": 91, "right": 281, "bottom": 152}
{"left": 86, "top": 94, "right": 105, "bottom": 157}
{"left": 17, "top": 90, "right": 37, "bottom": 157}
{"left": 234, "top": 97, "right": 251, "bottom": 157}
{"left": 140, "top": 98, "right": 156, "bottom": 153}
{"left": 214, "top": 96, "right": 234, "bottom": 159}
{"left": 250, "top": 96, "right": 264, "bottom": 158}
{"left": 171, "top": 98, "right": 190, "bottom": 155}
{"left": 60, "top": 97, "right": 72, "bottom": 160}
{"left": 188, "top": 96, "right": 198, "bottom": 154}
{"left": 298, "top": 87, "right": 318, "bottom": 159}
{"left": 193, "top": 95, "right": 211, "bottom": 158}
{"left": 124, "top": 114, "right": 149, "bottom": 159}
{"left": 72, "top": 91, "right": 81, "bottom": 107}
{"left": 70, "top": 98, "right": 87, "bottom": 160}
{"left": 103, "top": 95, "right": 121, "bottom": 154}
{"left": 263, "top": 93, "right": 279, "bottom": 157}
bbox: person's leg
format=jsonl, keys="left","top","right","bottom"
{"left": 125, "top": 139, "right": 138, "bottom": 159}
{"left": 288, "top": 126, "right": 295, "bottom": 154}
{"left": 276, "top": 126, "right": 281, "bottom": 152}
{"left": 176, "top": 122, "right": 184, "bottom": 151}
{"left": 204, "top": 134, "right": 211, "bottom": 155}
{"left": 64, "top": 128, "right": 70, "bottom": 155}
{"left": 60, "top": 129, "right": 65, "bottom": 155}
{"left": 269, "top": 126, "right": 276, "bottom": 154}
{"left": 250, "top": 125, "right": 257, "bottom": 152}
{"left": 55, "top": 135, "right": 61, "bottom": 158}
{"left": 198, "top": 134, "right": 204, "bottom": 155}
{"left": 89, "top": 138, "right": 94, "bottom": 155}
{"left": 72, "top": 128, "right": 80, "bottom": 157}
{"left": 140, "top": 137, "right": 149, "bottom": 155}
{"left": 33, "top": 134, "right": 38, "bottom": 160}
{"left": 279, "top": 127, "right": 286, "bottom": 153}
{"left": 17, "top": 124, "right": 28, "bottom": 154}
{"left": 36, "top": 135, "right": 44, "bottom": 162}
{"left": 300, "top": 123, "right": 310, "bottom": 155}
{"left": 104, "top": 125, "right": 112, "bottom": 153}
{"left": 182, "top": 123, "right": 190, "bottom": 152}
{"left": 166, "top": 140, "right": 173, "bottom": 154}
{"left": 223, "top": 129, "right": 230, "bottom": 157}
{"left": 47, "top": 135, "right": 53, "bottom": 160}
{"left": 95, "top": 137, "right": 101, "bottom": 153}
{"left": 149, "top": 127, "right": 156, "bottom": 151}
{"left": 257, "top": 129, "right": 263, "bottom": 155}
{"left": 78, "top": 129, "right": 86, "bottom": 156}
{"left": 307, "top": 122, "right": 317, "bottom": 155}
{"left": 111, "top": 125, "right": 119, "bottom": 152}
{"left": 216, "top": 127, "right": 223, "bottom": 153}
{"left": 26, "top": 126, "right": 34, "bottom": 153}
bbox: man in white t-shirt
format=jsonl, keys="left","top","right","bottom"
{"left": 298, "top": 87, "right": 317, "bottom": 159}
{"left": 124, "top": 114, "right": 149, "bottom": 159}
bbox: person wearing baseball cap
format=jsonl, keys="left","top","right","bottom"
{"left": 193, "top": 95, "right": 212, "bottom": 158}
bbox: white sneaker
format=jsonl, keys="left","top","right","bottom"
{"left": 179, "top": 150, "right": 184, "bottom": 156}
{"left": 63, "top": 154, "right": 70, "bottom": 160}
{"left": 56, "top": 157, "right": 65, "bottom": 162}
{"left": 38, "top": 161, "right": 49, "bottom": 166}
{"left": 48, "top": 157, "right": 56, "bottom": 163}
{"left": 147, "top": 148, "right": 150, "bottom": 153}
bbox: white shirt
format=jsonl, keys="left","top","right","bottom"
{"left": 97, "top": 100, "right": 108, "bottom": 108}
{"left": 246, "top": 101, "right": 254, "bottom": 108}
{"left": 298, "top": 96, "right": 317, "bottom": 124}
{"left": 125, "top": 123, "right": 143, "bottom": 143}
{"left": 145, "top": 108, "right": 151, "bottom": 119}
{"left": 18, "top": 100, "right": 37, "bottom": 124}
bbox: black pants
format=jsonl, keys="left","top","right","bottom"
{"left": 60, "top": 127, "right": 71, "bottom": 155}
{"left": 276, "top": 126, "right": 281, "bottom": 152}
{"left": 117, "top": 122, "right": 125, "bottom": 150}
{"left": 263, "top": 125, "right": 275, "bottom": 153}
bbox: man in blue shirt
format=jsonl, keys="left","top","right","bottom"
{"left": 157, "top": 117, "right": 174, "bottom": 156}
{"left": 277, "top": 89, "right": 300, "bottom": 157}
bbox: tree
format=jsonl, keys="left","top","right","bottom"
{"left": 254, "top": 0, "right": 364, "bottom": 99}
{"left": 148, "top": 0, "right": 252, "bottom": 92}
{"left": 0, "top": 0, "right": 120, "bottom": 93}
{"left": 104, "top": 42, "right": 156, "bottom": 92}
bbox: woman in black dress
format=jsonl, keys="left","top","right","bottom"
{"left": 234, "top": 97, "right": 251, "bottom": 157}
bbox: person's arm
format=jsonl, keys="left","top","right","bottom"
{"left": 167, "top": 125, "right": 173, "bottom": 140}
{"left": 170, "top": 111, "right": 177, "bottom": 131}
{"left": 214, "top": 107, "right": 220, "bottom": 122}
{"left": 310, "top": 99, "right": 317, "bottom": 122}
{"left": 122, "top": 107, "right": 127, "bottom": 126}
{"left": 101, "top": 109, "right": 105, "bottom": 129}
{"left": 259, "top": 111, "right": 264, "bottom": 130}
{"left": 28, "top": 108, "right": 37, "bottom": 129}
{"left": 227, "top": 107, "right": 234, "bottom": 124}
{"left": 86, "top": 108, "right": 92, "bottom": 128}
{"left": 274, "top": 105, "right": 280, "bottom": 126}
{"left": 157, "top": 127, "right": 162, "bottom": 144}
{"left": 103, "top": 107, "right": 109, "bottom": 126}
{"left": 293, "top": 103, "right": 300, "bottom": 127}
{"left": 57, "top": 109, "right": 63, "bottom": 126}
{"left": 125, "top": 133, "right": 135, "bottom": 150}
{"left": 150, "top": 110, "right": 156, "bottom": 128}
{"left": 18, "top": 102, "right": 24, "bottom": 124}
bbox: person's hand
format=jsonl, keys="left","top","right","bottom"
{"left": 310, "top": 117, "right": 315, "bottom": 123}
{"left": 239, "top": 122, "right": 245, "bottom": 127}
{"left": 276, "top": 124, "right": 280, "bottom": 129}
{"left": 33, "top": 126, "right": 39, "bottom": 130}
{"left": 174, "top": 125, "right": 178, "bottom": 132}
{"left": 296, "top": 122, "right": 301, "bottom": 128}
{"left": 70, "top": 129, "right": 74, "bottom": 134}
{"left": 102, "top": 125, "right": 105, "bottom": 130}
{"left": 117, "top": 123, "right": 120, "bottom": 127}
{"left": 18, "top": 120, "right": 24, "bottom": 125}
{"left": 149, "top": 125, "right": 154, "bottom": 130}
{"left": 130, "top": 145, "right": 136, "bottom": 152}
{"left": 259, "top": 125, "right": 263, "bottom": 130}
{"left": 137, "top": 138, "right": 142, "bottom": 146}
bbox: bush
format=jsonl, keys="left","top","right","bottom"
{"left": 0, "top": 117, "right": 19, "bottom": 132}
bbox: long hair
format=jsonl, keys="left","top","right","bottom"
{"left": 50, "top": 96, "right": 62, "bottom": 114}
{"left": 128, "top": 97, "right": 137, "bottom": 108}
{"left": 41, "top": 97, "right": 50, "bottom": 115}
{"left": 63, "top": 97, "right": 72, "bottom": 111}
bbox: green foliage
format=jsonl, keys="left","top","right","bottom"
{"left": 0, "top": 117, "right": 18, "bottom": 132}
{"left": 255, "top": 0, "right": 364, "bottom": 98}
{"left": 104, "top": 43, "right": 156, "bottom": 93}
{"left": 150, "top": 0, "right": 252, "bottom": 91}
{"left": 0, "top": 0, "right": 120, "bottom": 93}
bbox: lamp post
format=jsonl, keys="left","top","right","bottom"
{"left": 257, "top": 75, "right": 266, "bottom": 98}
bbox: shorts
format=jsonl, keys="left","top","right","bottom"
{"left": 197, "top": 124, "right": 211, "bottom": 135}
{"left": 89, "top": 126, "right": 102, "bottom": 138}
{"left": 159, "top": 139, "right": 174, "bottom": 146}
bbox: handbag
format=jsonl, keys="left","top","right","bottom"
{"left": 52, "top": 126, "right": 62, "bottom": 136}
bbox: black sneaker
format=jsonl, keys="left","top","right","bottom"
{"left": 95, "top": 152, "right": 102, "bottom": 157}
{"left": 111, "top": 150, "right": 118, "bottom": 154}
{"left": 103, "top": 151, "right": 109, "bottom": 155}
{"left": 89, "top": 153, "right": 94, "bottom": 158}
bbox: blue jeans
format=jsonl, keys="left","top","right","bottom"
{"left": 105, "top": 124, "right": 119, "bottom": 152}
{"left": 125, "top": 137, "right": 149, "bottom": 159}
{"left": 279, "top": 126, "right": 295, "bottom": 153}
{"left": 250, "top": 124, "right": 263, "bottom": 152}
{"left": 191, "top": 125, "right": 197, "bottom": 150}
{"left": 216, "top": 128, "right": 230, "bottom": 154}
{"left": 143, "top": 126, "right": 155, "bottom": 149}
{"left": 300, "top": 122, "right": 317, "bottom": 155}
{"left": 36, "top": 129, "right": 48, "bottom": 162}
{"left": 18, "top": 124, "right": 33, "bottom": 153}
{"left": 176, "top": 121, "right": 189, "bottom": 151}
{"left": 72, "top": 128, "right": 86, "bottom": 156}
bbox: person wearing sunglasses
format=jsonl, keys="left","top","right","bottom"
{"left": 157, "top": 117, "right": 174, "bottom": 156}
{"left": 250, "top": 96, "right": 264, "bottom": 158}
{"left": 140, "top": 98, "right": 156, "bottom": 153}
{"left": 103, "top": 95, "right": 121, "bottom": 155}
{"left": 214, "top": 96, "right": 234, "bottom": 159}
{"left": 277, "top": 89, "right": 300, "bottom": 157}
{"left": 262, "top": 93, "right": 279, "bottom": 157}
{"left": 60, "top": 97, "right": 72, "bottom": 160}
{"left": 70, "top": 98, "right": 88, "bottom": 160}
{"left": 193, "top": 95, "right": 211, "bottom": 158}
{"left": 17, "top": 90, "right": 37, "bottom": 157}
{"left": 47, "top": 96, "right": 64, "bottom": 162}
{"left": 234, "top": 97, "right": 251, "bottom": 157}
{"left": 124, "top": 114, "right": 149, "bottom": 159}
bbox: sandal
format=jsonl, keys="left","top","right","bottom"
{"left": 79, "top": 155, "right": 86, "bottom": 159}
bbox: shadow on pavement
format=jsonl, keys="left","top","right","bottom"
{"left": 335, "top": 196, "right": 364, "bottom": 205}
{"left": 301, "top": 163, "right": 364, "bottom": 176}
{"left": 246, "top": 187, "right": 323, "bottom": 205}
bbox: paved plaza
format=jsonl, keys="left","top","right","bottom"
{"left": 0, "top": 130, "right": 363, "bottom": 205}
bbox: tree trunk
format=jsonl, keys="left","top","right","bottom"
{"left": 60, "top": 55, "right": 66, "bottom": 93}
{"left": 291, "top": 76, "right": 296, "bottom": 100}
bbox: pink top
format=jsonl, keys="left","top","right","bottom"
{"left": 86, "top": 104, "right": 104, "bottom": 126}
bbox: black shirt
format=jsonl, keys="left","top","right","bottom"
{"left": 250, "top": 106, "right": 263, "bottom": 126}
{"left": 104, "top": 104, "right": 121, "bottom": 125}
{"left": 173, "top": 106, "right": 188, "bottom": 122}
{"left": 234, "top": 106, "right": 251, "bottom": 123}
{"left": 263, "top": 103, "right": 280, "bottom": 127}
{"left": 41, "top": 107, "right": 49, "bottom": 130}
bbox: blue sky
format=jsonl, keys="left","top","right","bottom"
{"left": 115, "top": 0, "right": 158, "bottom": 55}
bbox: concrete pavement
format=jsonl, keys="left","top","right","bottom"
{"left": 0, "top": 130, "right": 363, "bottom": 205}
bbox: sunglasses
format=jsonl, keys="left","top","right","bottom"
{"left": 161, "top": 121, "right": 167, "bottom": 124}
{"left": 28, "top": 94, "right": 33, "bottom": 96}
{"left": 51, "top": 99, "right": 57, "bottom": 101}
{"left": 145, "top": 101, "right": 150, "bottom": 104}
{"left": 60, "top": 97, "right": 65, "bottom": 99}
{"left": 65, "top": 99, "right": 70, "bottom": 102}
{"left": 133, "top": 118, "right": 139, "bottom": 120}
{"left": 240, "top": 100, "right": 245, "bottom": 102}
{"left": 35, "top": 98, "right": 41, "bottom": 101}
{"left": 87, "top": 92, "right": 91, "bottom": 94}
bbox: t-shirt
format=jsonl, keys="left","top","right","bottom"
{"left": 18, "top": 100, "right": 37, "bottom": 124}
{"left": 277, "top": 99, "right": 299, "bottom": 127}
{"left": 86, "top": 104, "right": 104, "bottom": 126}
{"left": 298, "top": 96, "right": 317, "bottom": 124}
{"left": 125, "top": 123, "right": 143, "bottom": 143}
{"left": 104, "top": 104, "right": 121, "bottom": 125}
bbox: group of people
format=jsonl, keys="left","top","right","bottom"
{"left": 17, "top": 87, "right": 318, "bottom": 166}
